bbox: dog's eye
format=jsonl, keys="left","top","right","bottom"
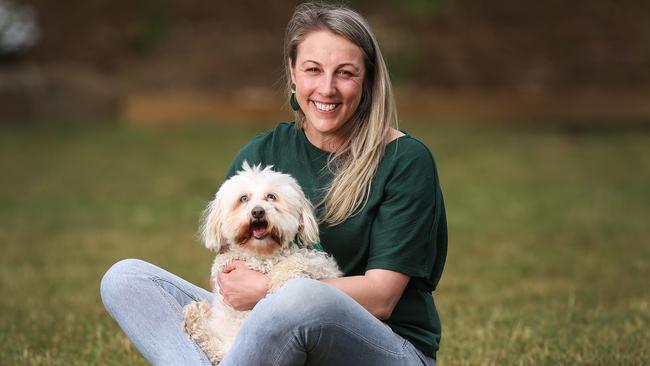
{"left": 239, "top": 195, "right": 249, "bottom": 203}
{"left": 266, "top": 193, "right": 276, "bottom": 201}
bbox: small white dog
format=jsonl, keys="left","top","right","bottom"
{"left": 183, "top": 162, "right": 342, "bottom": 364}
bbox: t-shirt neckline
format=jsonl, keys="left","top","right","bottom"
{"left": 294, "top": 122, "right": 409, "bottom": 155}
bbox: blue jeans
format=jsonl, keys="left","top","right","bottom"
{"left": 100, "top": 259, "right": 436, "bottom": 366}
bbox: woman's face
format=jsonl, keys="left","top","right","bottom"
{"left": 290, "top": 30, "right": 366, "bottom": 151}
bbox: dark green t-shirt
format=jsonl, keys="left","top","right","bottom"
{"left": 226, "top": 122, "right": 447, "bottom": 358}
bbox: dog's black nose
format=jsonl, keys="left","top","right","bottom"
{"left": 251, "top": 206, "right": 265, "bottom": 219}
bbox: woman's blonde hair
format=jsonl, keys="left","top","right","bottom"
{"left": 284, "top": 2, "right": 399, "bottom": 226}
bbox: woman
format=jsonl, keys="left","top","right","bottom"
{"left": 101, "top": 3, "right": 447, "bottom": 365}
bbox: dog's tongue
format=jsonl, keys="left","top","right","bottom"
{"left": 253, "top": 226, "right": 267, "bottom": 239}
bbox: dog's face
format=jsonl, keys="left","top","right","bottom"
{"left": 201, "top": 162, "right": 319, "bottom": 256}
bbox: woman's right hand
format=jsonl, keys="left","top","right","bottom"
{"left": 215, "top": 260, "right": 269, "bottom": 311}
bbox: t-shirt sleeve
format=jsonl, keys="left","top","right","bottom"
{"left": 366, "top": 142, "right": 443, "bottom": 279}
{"left": 225, "top": 133, "right": 266, "bottom": 179}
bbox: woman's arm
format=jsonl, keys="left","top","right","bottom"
{"left": 321, "top": 269, "right": 409, "bottom": 320}
{"left": 216, "top": 261, "right": 409, "bottom": 320}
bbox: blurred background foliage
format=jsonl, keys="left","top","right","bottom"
{"left": 132, "top": 0, "right": 170, "bottom": 55}
{"left": 1, "top": 0, "right": 650, "bottom": 124}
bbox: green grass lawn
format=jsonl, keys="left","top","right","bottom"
{"left": 1, "top": 122, "right": 649, "bottom": 365}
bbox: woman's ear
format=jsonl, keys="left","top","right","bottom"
{"left": 288, "top": 58, "right": 296, "bottom": 85}
{"left": 297, "top": 193, "right": 319, "bottom": 246}
{"left": 201, "top": 192, "right": 226, "bottom": 252}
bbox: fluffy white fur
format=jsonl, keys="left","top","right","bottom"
{"left": 183, "top": 162, "right": 342, "bottom": 365}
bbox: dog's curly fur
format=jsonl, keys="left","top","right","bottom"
{"left": 183, "top": 162, "right": 342, "bottom": 364}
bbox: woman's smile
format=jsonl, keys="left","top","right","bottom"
{"left": 312, "top": 100, "right": 341, "bottom": 113}
{"left": 290, "top": 30, "right": 366, "bottom": 151}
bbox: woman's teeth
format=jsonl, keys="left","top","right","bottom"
{"left": 314, "top": 101, "right": 338, "bottom": 112}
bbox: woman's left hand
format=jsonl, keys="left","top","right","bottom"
{"left": 216, "top": 260, "right": 269, "bottom": 311}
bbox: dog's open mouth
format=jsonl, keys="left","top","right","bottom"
{"left": 251, "top": 220, "right": 268, "bottom": 239}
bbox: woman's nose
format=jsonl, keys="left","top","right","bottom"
{"left": 317, "top": 74, "right": 336, "bottom": 96}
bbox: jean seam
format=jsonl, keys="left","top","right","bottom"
{"left": 402, "top": 336, "right": 434, "bottom": 366}
{"left": 270, "top": 329, "right": 299, "bottom": 366}
{"left": 268, "top": 323, "right": 407, "bottom": 364}
{"left": 324, "top": 323, "right": 406, "bottom": 357}
{"left": 152, "top": 276, "right": 204, "bottom": 302}
{"left": 284, "top": 322, "right": 406, "bottom": 358}
{"left": 150, "top": 276, "right": 212, "bottom": 366}
{"left": 305, "top": 322, "right": 322, "bottom": 353}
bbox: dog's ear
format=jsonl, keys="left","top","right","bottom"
{"left": 297, "top": 193, "right": 320, "bottom": 247}
{"left": 201, "top": 193, "right": 226, "bottom": 252}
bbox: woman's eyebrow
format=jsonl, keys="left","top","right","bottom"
{"left": 338, "top": 63, "right": 360, "bottom": 72}
{"left": 302, "top": 60, "right": 360, "bottom": 71}
{"left": 302, "top": 60, "right": 322, "bottom": 66}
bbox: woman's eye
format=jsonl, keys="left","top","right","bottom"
{"left": 338, "top": 70, "right": 353, "bottom": 77}
{"left": 266, "top": 193, "right": 276, "bottom": 200}
{"left": 240, "top": 195, "right": 248, "bottom": 203}
{"left": 306, "top": 67, "right": 319, "bottom": 73}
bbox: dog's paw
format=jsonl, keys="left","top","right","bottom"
{"left": 183, "top": 301, "right": 212, "bottom": 335}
